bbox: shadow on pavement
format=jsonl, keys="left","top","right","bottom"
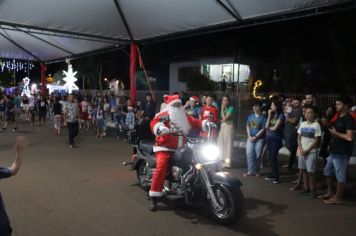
{"left": 234, "top": 198, "right": 288, "bottom": 236}
{"left": 167, "top": 197, "right": 287, "bottom": 235}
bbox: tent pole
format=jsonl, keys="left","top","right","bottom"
{"left": 113, "top": 0, "right": 135, "bottom": 42}
{"left": 137, "top": 47, "right": 155, "bottom": 101}
{"left": 215, "top": 0, "right": 242, "bottom": 23}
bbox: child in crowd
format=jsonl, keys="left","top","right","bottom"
{"left": 87, "top": 101, "right": 93, "bottom": 129}
{"left": 290, "top": 106, "right": 321, "bottom": 198}
{"left": 200, "top": 94, "right": 219, "bottom": 139}
{"left": 124, "top": 106, "right": 135, "bottom": 142}
{"left": 96, "top": 104, "right": 105, "bottom": 138}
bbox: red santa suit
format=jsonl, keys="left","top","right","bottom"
{"left": 149, "top": 95, "right": 210, "bottom": 197}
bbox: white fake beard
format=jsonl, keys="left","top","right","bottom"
{"left": 168, "top": 106, "right": 191, "bottom": 134}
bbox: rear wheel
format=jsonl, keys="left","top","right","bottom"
{"left": 136, "top": 160, "right": 150, "bottom": 191}
{"left": 208, "top": 184, "right": 244, "bottom": 225}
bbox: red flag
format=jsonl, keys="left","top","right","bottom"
{"left": 130, "top": 43, "right": 138, "bottom": 105}
{"left": 40, "top": 62, "right": 47, "bottom": 96}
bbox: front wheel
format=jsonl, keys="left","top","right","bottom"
{"left": 207, "top": 184, "right": 244, "bottom": 225}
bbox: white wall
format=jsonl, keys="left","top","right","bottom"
{"left": 169, "top": 61, "right": 200, "bottom": 92}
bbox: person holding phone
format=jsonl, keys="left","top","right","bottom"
{"left": 264, "top": 98, "right": 285, "bottom": 184}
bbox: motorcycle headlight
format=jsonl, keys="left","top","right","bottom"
{"left": 201, "top": 144, "right": 220, "bottom": 161}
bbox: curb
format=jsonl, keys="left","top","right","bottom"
{"left": 233, "top": 140, "right": 356, "bottom": 165}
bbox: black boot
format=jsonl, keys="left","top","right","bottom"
{"left": 149, "top": 197, "right": 157, "bottom": 212}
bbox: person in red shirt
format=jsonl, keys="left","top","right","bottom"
{"left": 351, "top": 106, "right": 356, "bottom": 124}
{"left": 200, "top": 94, "right": 219, "bottom": 138}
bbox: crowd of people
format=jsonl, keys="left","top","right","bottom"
{"left": 245, "top": 94, "right": 356, "bottom": 205}
{"left": 1, "top": 90, "right": 355, "bottom": 206}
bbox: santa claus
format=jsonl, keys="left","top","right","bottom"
{"left": 148, "top": 94, "right": 214, "bottom": 211}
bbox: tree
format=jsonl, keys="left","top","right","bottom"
{"left": 186, "top": 72, "right": 217, "bottom": 91}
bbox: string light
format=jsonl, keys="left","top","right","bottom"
{"left": 253, "top": 80, "right": 264, "bottom": 99}
{"left": 0, "top": 59, "right": 35, "bottom": 73}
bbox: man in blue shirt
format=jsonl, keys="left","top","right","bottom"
{"left": 245, "top": 102, "right": 267, "bottom": 176}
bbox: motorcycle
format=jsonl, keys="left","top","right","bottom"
{"left": 123, "top": 121, "right": 244, "bottom": 225}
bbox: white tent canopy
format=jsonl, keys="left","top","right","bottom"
{"left": 0, "top": 0, "right": 352, "bottom": 62}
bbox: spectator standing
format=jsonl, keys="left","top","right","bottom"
{"left": 200, "top": 94, "right": 219, "bottom": 138}
{"left": 321, "top": 96, "right": 355, "bottom": 205}
{"left": 319, "top": 106, "right": 336, "bottom": 164}
{"left": 0, "top": 96, "right": 6, "bottom": 125}
{"left": 3, "top": 96, "right": 17, "bottom": 132}
{"left": 217, "top": 95, "right": 236, "bottom": 168}
{"left": 245, "top": 102, "right": 266, "bottom": 176}
{"left": 52, "top": 97, "right": 63, "bottom": 135}
{"left": 80, "top": 97, "right": 89, "bottom": 130}
{"left": 125, "top": 106, "right": 136, "bottom": 142}
{"left": 283, "top": 99, "right": 302, "bottom": 170}
{"left": 96, "top": 104, "right": 105, "bottom": 138}
{"left": 160, "top": 94, "right": 168, "bottom": 112}
{"left": 265, "top": 99, "right": 285, "bottom": 184}
{"left": 22, "top": 95, "right": 30, "bottom": 122}
{"left": 293, "top": 106, "right": 321, "bottom": 198}
{"left": 141, "top": 93, "right": 156, "bottom": 121}
{"left": 38, "top": 96, "right": 48, "bottom": 125}
{"left": 184, "top": 96, "right": 202, "bottom": 119}
{"left": 139, "top": 94, "right": 156, "bottom": 140}
{"left": 63, "top": 94, "right": 80, "bottom": 148}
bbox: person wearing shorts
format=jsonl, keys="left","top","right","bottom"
{"left": 321, "top": 97, "right": 355, "bottom": 205}
{"left": 293, "top": 106, "right": 321, "bottom": 198}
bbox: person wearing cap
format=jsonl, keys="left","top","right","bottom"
{"left": 184, "top": 96, "right": 201, "bottom": 119}
{"left": 148, "top": 94, "right": 215, "bottom": 211}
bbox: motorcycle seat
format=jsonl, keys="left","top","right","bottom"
{"left": 139, "top": 140, "right": 154, "bottom": 155}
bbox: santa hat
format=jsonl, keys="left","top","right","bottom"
{"left": 189, "top": 96, "right": 199, "bottom": 102}
{"left": 128, "top": 106, "right": 133, "bottom": 111}
{"left": 164, "top": 94, "right": 181, "bottom": 106}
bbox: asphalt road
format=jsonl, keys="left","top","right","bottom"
{"left": 0, "top": 123, "right": 355, "bottom": 236}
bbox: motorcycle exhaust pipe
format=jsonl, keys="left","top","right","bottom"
{"left": 122, "top": 161, "right": 133, "bottom": 166}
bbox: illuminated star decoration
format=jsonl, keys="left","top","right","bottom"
{"left": 63, "top": 63, "right": 79, "bottom": 94}
{"left": 21, "top": 77, "right": 31, "bottom": 97}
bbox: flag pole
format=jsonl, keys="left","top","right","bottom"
{"left": 137, "top": 46, "right": 155, "bottom": 101}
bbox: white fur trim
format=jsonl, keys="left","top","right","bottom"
{"left": 153, "top": 122, "right": 164, "bottom": 136}
{"left": 149, "top": 191, "right": 164, "bottom": 197}
{"left": 202, "top": 119, "right": 209, "bottom": 132}
{"left": 166, "top": 99, "right": 181, "bottom": 106}
{"left": 153, "top": 146, "right": 176, "bottom": 152}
